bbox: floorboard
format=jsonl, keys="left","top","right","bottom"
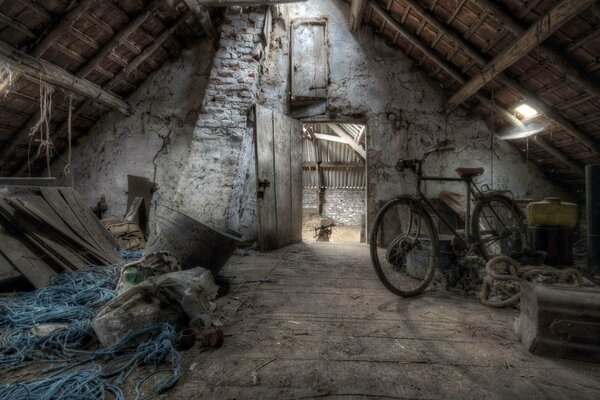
{"left": 165, "top": 242, "right": 600, "bottom": 399}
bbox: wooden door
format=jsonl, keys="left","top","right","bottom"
{"left": 255, "top": 105, "right": 303, "bottom": 251}
{"left": 290, "top": 19, "right": 329, "bottom": 100}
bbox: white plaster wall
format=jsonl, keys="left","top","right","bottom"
{"left": 259, "top": 0, "right": 568, "bottom": 226}
{"left": 51, "top": 41, "right": 214, "bottom": 219}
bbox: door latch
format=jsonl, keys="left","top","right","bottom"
{"left": 257, "top": 179, "right": 271, "bottom": 199}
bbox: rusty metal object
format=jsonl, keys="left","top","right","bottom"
{"left": 514, "top": 282, "right": 600, "bottom": 363}
{"left": 145, "top": 204, "right": 242, "bottom": 274}
{"left": 199, "top": 327, "right": 224, "bottom": 348}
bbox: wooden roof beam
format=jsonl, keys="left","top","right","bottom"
{"left": 0, "top": 1, "right": 162, "bottom": 174}
{"left": 31, "top": 0, "right": 96, "bottom": 58}
{"left": 313, "top": 133, "right": 348, "bottom": 144}
{"left": 12, "top": 14, "right": 191, "bottom": 177}
{"left": 476, "top": 0, "right": 600, "bottom": 104}
{"left": 446, "top": 0, "right": 594, "bottom": 112}
{"left": 0, "top": 13, "right": 36, "bottom": 38}
{"left": 399, "top": 0, "right": 600, "bottom": 154}
{"left": 77, "top": 0, "right": 162, "bottom": 79}
{"left": 369, "top": 1, "right": 584, "bottom": 176}
{"left": 184, "top": 0, "right": 218, "bottom": 39}
{"left": 0, "top": 40, "right": 130, "bottom": 113}
{"left": 350, "top": 0, "right": 368, "bottom": 31}
{"left": 327, "top": 123, "right": 366, "bottom": 159}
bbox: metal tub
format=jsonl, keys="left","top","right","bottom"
{"left": 145, "top": 204, "right": 242, "bottom": 275}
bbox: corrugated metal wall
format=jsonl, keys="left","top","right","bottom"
{"left": 303, "top": 123, "right": 366, "bottom": 189}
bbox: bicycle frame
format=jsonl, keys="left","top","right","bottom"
{"left": 409, "top": 157, "right": 509, "bottom": 248}
{"left": 415, "top": 174, "right": 478, "bottom": 247}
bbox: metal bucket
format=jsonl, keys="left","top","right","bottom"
{"left": 145, "top": 204, "right": 242, "bottom": 275}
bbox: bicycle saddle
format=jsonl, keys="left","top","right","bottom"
{"left": 455, "top": 167, "right": 484, "bottom": 178}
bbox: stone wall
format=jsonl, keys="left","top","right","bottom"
{"left": 259, "top": 0, "right": 569, "bottom": 229}
{"left": 54, "top": 10, "right": 267, "bottom": 241}
{"left": 303, "top": 188, "right": 365, "bottom": 226}
{"left": 51, "top": 41, "right": 214, "bottom": 220}
{"left": 174, "top": 9, "right": 266, "bottom": 239}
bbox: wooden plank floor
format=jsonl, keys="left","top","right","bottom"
{"left": 167, "top": 242, "right": 600, "bottom": 399}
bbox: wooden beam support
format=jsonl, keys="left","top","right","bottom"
{"left": 476, "top": 0, "right": 600, "bottom": 103}
{"left": 0, "top": 40, "right": 130, "bottom": 114}
{"left": 350, "top": 0, "right": 368, "bottom": 31}
{"left": 446, "top": 0, "right": 594, "bottom": 112}
{"left": 184, "top": 0, "right": 218, "bottom": 39}
{"left": 12, "top": 14, "right": 190, "bottom": 177}
{"left": 78, "top": 0, "right": 162, "bottom": 79}
{"left": 356, "top": 125, "right": 366, "bottom": 144}
{"left": 31, "top": 0, "right": 96, "bottom": 58}
{"left": 327, "top": 124, "right": 366, "bottom": 159}
{"left": 396, "top": 0, "right": 599, "bottom": 154}
{"left": 313, "top": 133, "right": 347, "bottom": 144}
{"left": 369, "top": 1, "right": 584, "bottom": 176}
{"left": 2, "top": 1, "right": 162, "bottom": 175}
{"left": 0, "top": 13, "right": 36, "bottom": 38}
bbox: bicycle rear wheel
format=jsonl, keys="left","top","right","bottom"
{"left": 472, "top": 194, "right": 526, "bottom": 260}
{"left": 369, "top": 197, "right": 439, "bottom": 297}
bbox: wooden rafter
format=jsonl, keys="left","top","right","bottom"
{"left": 398, "top": 0, "right": 599, "bottom": 154}
{"left": 14, "top": 13, "right": 191, "bottom": 177}
{"left": 368, "top": 1, "right": 584, "bottom": 176}
{"left": 30, "top": 0, "right": 96, "bottom": 58}
{"left": 78, "top": 0, "right": 162, "bottom": 79}
{"left": 0, "top": 40, "right": 130, "bottom": 113}
{"left": 184, "top": 0, "right": 218, "bottom": 39}
{"left": 0, "top": 2, "right": 163, "bottom": 174}
{"left": 314, "top": 133, "right": 347, "bottom": 144}
{"left": 476, "top": 0, "right": 600, "bottom": 103}
{"left": 327, "top": 124, "right": 366, "bottom": 160}
{"left": 350, "top": 0, "right": 368, "bottom": 31}
{"left": 446, "top": 0, "right": 595, "bottom": 112}
{"left": 0, "top": 13, "right": 35, "bottom": 38}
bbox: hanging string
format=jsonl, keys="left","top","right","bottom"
{"left": 63, "top": 94, "right": 75, "bottom": 187}
{"left": 26, "top": 78, "right": 54, "bottom": 178}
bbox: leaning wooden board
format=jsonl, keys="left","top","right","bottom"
{"left": 10, "top": 196, "right": 110, "bottom": 266}
{"left": 0, "top": 187, "right": 123, "bottom": 289}
{"left": 0, "top": 209, "right": 57, "bottom": 288}
{"left": 58, "top": 188, "right": 121, "bottom": 263}
{"left": 0, "top": 198, "right": 83, "bottom": 270}
{"left": 40, "top": 187, "right": 107, "bottom": 256}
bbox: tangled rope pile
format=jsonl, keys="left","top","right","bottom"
{"left": 479, "top": 256, "right": 584, "bottom": 308}
{"left": 0, "top": 260, "right": 182, "bottom": 400}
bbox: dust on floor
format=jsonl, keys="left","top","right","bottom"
{"left": 163, "top": 243, "right": 600, "bottom": 399}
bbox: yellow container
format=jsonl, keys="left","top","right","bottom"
{"left": 527, "top": 197, "right": 578, "bottom": 229}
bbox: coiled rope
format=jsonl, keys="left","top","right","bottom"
{"left": 479, "top": 255, "right": 583, "bottom": 308}
{"left": 0, "top": 258, "right": 182, "bottom": 400}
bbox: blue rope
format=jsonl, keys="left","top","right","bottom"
{"left": 0, "top": 259, "right": 182, "bottom": 400}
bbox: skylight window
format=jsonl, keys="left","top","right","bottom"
{"left": 514, "top": 103, "right": 539, "bottom": 120}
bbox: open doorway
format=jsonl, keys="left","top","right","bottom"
{"left": 301, "top": 123, "right": 367, "bottom": 243}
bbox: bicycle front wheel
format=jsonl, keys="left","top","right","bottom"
{"left": 369, "top": 197, "right": 439, "bottom": 297}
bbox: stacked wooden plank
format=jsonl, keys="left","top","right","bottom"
{"left": 0, "top": 187, "right": 122, "bottom": 289}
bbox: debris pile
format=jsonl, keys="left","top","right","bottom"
{"left": 0, "top": 187, "right": 121, "bottom": 288}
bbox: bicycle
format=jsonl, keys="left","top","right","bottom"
{"left": 369, "top": 145, "right": 527, "bottom": 297}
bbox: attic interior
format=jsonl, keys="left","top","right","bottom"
{"left": 0, "top": 0, "right": 599, "bottom": 398}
